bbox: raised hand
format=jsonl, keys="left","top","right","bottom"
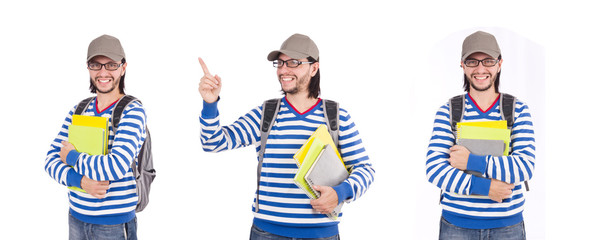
{"left": 198, "top": 57, "right": 222, "bottom": 103}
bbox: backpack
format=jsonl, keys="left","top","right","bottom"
{"left": 75, "top": 95, "right": 156, "bottom": 212}
{"left": 448, "top": 93, "right": 528, "bottom": 191}
{"left": 254, "top": 98, "right": 339, "bottom": 212}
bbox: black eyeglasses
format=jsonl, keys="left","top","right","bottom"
{"left": 88, "top": 62, "right": 124, "bottom": 71}
{"left": 272, "top": 59, "right": 314, "bottom": 68}
{"left": 463, "top": 58, "right": 499, "bottom": 67}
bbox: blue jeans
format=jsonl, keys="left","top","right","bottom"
{"left": 439, "top": 217, "right": 526, "bottom": 240}
{"left": 250, "top": 225, "right": 340, "bottom": 240}
{"left": 69, "top": 213, "right": 137, "bottom": 240}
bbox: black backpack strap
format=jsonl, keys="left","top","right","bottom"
{"left": 322, "top": 99, "right": 339, "bottom": 148}
{"left": 111, "top": 95, "right": 140, "bottom": 130}
{"left": 499, "top": 93, "right": 528, "bottom": 191}
{"left": 256, "top": 98, "right": 281, "bottom": 212}
{"left": 110, "top": 95, "right": 141, "bottom": 171}
{"left": 449, "top": 94, "right": 465, "bottom": 132}
{"left": 74, "top": 97, "right": 95, "bottom": 115}
{"left": 500, "top": 93, "right": 516, "bottom": 129}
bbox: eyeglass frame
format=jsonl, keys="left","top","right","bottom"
{"left": 87, "top": 62, "right": 124, "bottom": 71}
{"left": 463, "top": 58, "right": 500, "bottom": 68}
{"left": 272, "top": 59, "right": 314, "bottom": 68}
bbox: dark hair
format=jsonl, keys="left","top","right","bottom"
{"left": 89, "top": 58, "right": 126, "bottom": 94}
{"left": 307, "top": 57, "right": 320, "bottom": 99}
{"left": 280, "top": 57, "right": 320, "bottom": 99}
{"left": 463, "top": 55, "right": 501, "bottom": 93}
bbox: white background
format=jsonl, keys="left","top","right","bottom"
{"left": 0, "top": 1, "right": 586, "bottom": 239}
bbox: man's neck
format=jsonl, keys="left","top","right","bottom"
{"left": 96, "top": 92, "right": 124, "bottom": 112}
{"left": 468, "top": 90, "right": 500, "bottom": 112}
{"left": 285, "top": 93, "right": 318, "bottom": 114}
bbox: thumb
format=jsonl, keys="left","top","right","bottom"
{"left": 313, "top": 185, "right": 326, "bottom": 193}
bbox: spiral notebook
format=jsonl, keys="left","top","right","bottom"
{"left": 304, "top": 145, "right": 349, "bottom": 220}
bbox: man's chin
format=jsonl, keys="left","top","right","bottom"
{"left": 95, "top": 86, "right": 116, "bottom": 94}
{"left": 282, "top": 87, "right": 299, "bottom": 95}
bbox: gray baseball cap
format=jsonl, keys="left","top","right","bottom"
{"left": 87, "top": 34, "right": 126, "bottom": 62}
{"left": 461, "top": 31, "right": 501, "bottom": 61}
{"left": 267, "top": 33, "right": 319, "bottom": 61}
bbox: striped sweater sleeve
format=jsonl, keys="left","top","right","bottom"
{"left": 337, "top": 109, "right": 375, "bottom": 202}
{"left": 200, "top": 100, "right": 261, "bottom": 152}
{"left": 425, "top": 104, "right": 477, "bottom": 195}
{"left": 66, "top": 102, "right": 146, "bottom": 181}
{"left": 44, "top": 106, "right": 78, "bottom": 186}
{"left": 482, "top": 100, "right": 535, "bottom": 183}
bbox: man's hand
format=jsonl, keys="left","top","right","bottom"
{"left": 198, "top": 57, "right": 222, "bottom": 104}
{"left": 81, "top": 176, "right": 110, "bottom": 199}
{"left": 489, "top": 179, "right": 514, "bottom": 203}
{"left": 60, "top": 141, "right": 76, "bottom": 164}
{"left": 449, "top": 145, "right": 470, "bottom": 170}
{"left": 310, "top": 186, "right": 339, "bottom": 214}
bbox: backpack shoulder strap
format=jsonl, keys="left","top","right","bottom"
{"left": 258, "top": 98, "right": 281, "bottom": 160}
{"left": 499, "top": 93, "right": 528, "bottom": 190}
{"left": 111, "top": 95, "right": 140, "bottom": 130}
{"left": 499, "top": 93, "right": 516, "bottom": 129}
{"left": 255, "top": 98, "right": 281, "bottom": 212}
{"left": 322, "top": 99, "right": 339, "bottom": 146}
{"left": 74, "top": 97, "right": 95, "bottom": 115}
{"left": 449, "top": 94, "right": 465, "bottom": 132}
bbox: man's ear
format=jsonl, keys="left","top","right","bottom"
{"left": 121, "top": 62, "right": 128, "bottom": 76}
{"left": 311, "top": 62, "right": 319, "bottom": 77}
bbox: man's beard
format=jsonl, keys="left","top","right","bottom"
{"left": 280, "top": 72, "right": 310, "bottom": 95}
{"left": 92, "top": 76, "right": 120, "bottom": 94}
{"left": 468, "top": 74, "right": 495, "bottom": 92}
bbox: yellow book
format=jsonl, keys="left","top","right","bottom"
{"left": 293, "top": 138, "right": 325, "bottom": 199}
{"left": 69, "top": 125, "right": 105, "bottom": 155}
{"left": 457, "top": 120, "right": 507, "bottom": 130}
{"left": 72, "top": 115, "right": 109, "bottom": 154}
{"left": 457, "top": 125, "right": 511, "bottom": 156}
{"left": 293, "top": 125, "right": 343, "bottom": 167}
{"left": 68, "top": 115, "right": 108, "bottom": 192}
{"left": 67, "top": 125, "right": 106, "bottom": 192}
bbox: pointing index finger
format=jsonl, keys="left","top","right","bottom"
{"left": 198, "top": 57, "right": 211, "bottom": 75}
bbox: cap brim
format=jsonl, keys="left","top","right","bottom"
{"left": 87, "top": 52, "right": 125, "bottom": 62}
{"left": 461, "top": 50, "right": 500, "bottom": 62}
{"left": 267, "top": 50, "right": 309, "bottom": 61}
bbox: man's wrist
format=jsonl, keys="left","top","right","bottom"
{"left": 466, "top": 153, "right": 487, "bottom": 174}
{"left": 66, "top": 170, "right": 83, "bottom": 188}
{"left": 470, "top": 175, "right": 491, "bottom": 196}
{"left": 66, "top": 150, "right": 81, "bottom": 166}
{"left": 332, "top": 181, "right": 353, "bottom": 204}
{"left": 202, "top": 97, "right": 220, "bottom": 118}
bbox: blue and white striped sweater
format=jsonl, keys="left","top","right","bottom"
{"left": 200, "top": 98, "right": 374, "bottom": 238}
{"left": 426, "top": 93, "right": 535, "bottom": 229}
{"left": 45, "top": 98, "right": 146, "bottom": 225}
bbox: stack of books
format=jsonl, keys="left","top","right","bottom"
{"left": 456, "top": 120, "right": 510, "bottom": 177}
{"left": 292, "top": 125, "right": 349, "bottom": 220}
{"left": 67, "top": 114, "right": 109, "bottom": 192}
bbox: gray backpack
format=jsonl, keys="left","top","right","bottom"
{"left": 255, "top": 98, "right": 339, "bottom": 212}
{"left": 75, "top": 95, "right": 156, "bottom": 212}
